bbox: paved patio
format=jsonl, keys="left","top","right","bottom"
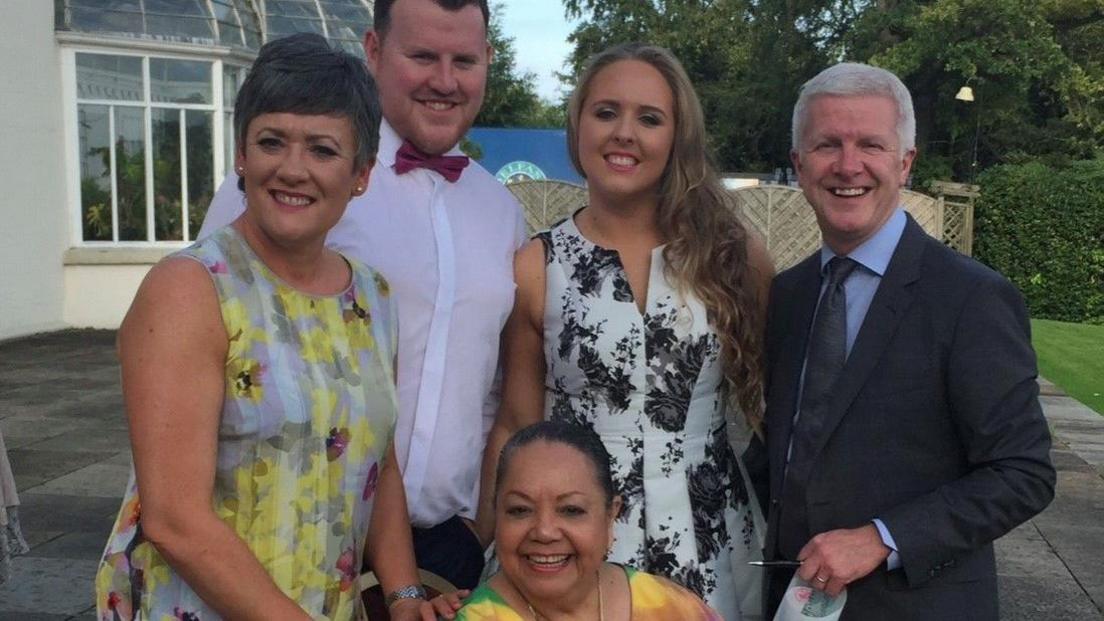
{"left": 1, "top": 329, "right": 1102, "bottom": 620}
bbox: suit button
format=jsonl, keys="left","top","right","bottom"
{"left": 771, "top": 499, "right": 780, "bottom": 506}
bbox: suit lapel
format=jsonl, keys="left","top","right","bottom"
{"left": 768, "top": 253, "right": 822, "bottom": 498}
{"left": 803, "top": 216, "right": 927, "bottom": 463}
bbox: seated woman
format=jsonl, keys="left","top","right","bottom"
{"left": 457, "top": 421, "right": 721, "bottom": 620}
{"left": 95, "top": 33, "right": 437, "bottom": 621}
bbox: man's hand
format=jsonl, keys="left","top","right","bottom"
{"left": 796, "top": 524, "right": 890, "bottom": 597}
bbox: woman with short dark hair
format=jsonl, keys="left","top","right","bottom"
{"left": 95, "top": 34, "right": 435, "bottom": 621}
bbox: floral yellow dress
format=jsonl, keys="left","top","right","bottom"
{"left": 95, "top": 225, "right": 399, "bottom": 620}
{"left": 456, "top": 566, "right": 723, "bottom": 620}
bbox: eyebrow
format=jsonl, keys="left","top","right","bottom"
{"left": 503, "top": 490, "right": 588, "bottom": 502}
{"left": 255, "top": 127, "right": 344, "bottom": 146}
{"left": 590, "top": 99, "right": 669, "bottom": 116}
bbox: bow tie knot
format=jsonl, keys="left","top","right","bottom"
{"left": 393, "top": 140, "right": 470, "bottom": 182}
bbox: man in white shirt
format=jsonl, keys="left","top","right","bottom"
{"left": 198, "top": 0, "right": 525, "bottom": 591}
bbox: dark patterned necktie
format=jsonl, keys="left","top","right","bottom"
{"left": 788, "top": 257, "right": 859, "bottom": 464}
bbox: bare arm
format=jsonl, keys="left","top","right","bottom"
{"left": 121, "top": 258, "right": 309, "bottom": 620}
{"left": 366, "top": 442, "right": 439, "bottom": 621}
{"left": 474, "top": 240, "right": 549, "bottom": 545}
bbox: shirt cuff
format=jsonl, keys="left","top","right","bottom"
{"left": 872, "top": 518, "right": 901, "bottom": 570}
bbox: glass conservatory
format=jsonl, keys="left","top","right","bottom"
{"left": 55, "top": 0, "right": 373, "bottom": 245}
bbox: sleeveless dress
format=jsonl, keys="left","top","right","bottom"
{"left": 538, "top": 215, "right": 764, "bottom": 620}
{"left": 456, "top": 565, "right": 723, "bottom": 620}
{"left": 95, "top": 225, "right": 399, "bottom": 621}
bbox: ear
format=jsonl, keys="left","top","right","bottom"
{"left": 352, "top": 157, "right": 374, "bottom": 197}
{"left": 899, "top": 148, "right": 917, "bottom": 185}
{"left": 790, "top": 149, "right": 803, "bottom": 179}
{"left": 485, "top": 40, "right": 495, "bottom": 67}
{"left": 607, "top": 495, "right": 623, "bottom": 542}
{"left": 234, "top": 145, "right": 247, "bottom": 176}
{"left": 364, "top": 30, "right": 382, "bottom": 76}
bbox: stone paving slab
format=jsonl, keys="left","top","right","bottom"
{"left": 33, "top": 462, "right": 131, "bottom": 498}
{"left": 9, "top": 449, "right": 119, "bottom": 491}
{"left": 16, "top": 493, "right": 122, "bottom": 534}
{"left": 0, "top": 557, "right": 99, "bottom": 615}
{"left": 996, "top": 522, "right": 1102, "bottom": 620}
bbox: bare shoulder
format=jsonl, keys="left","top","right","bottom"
{"left": 514, "top": 238, "right": 548, "bottom": 295}
{"left": 119, "top": 256, "right": 225, "bottom": 353}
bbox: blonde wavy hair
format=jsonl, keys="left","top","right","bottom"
{"left": 567, "top": 42, "right": 765, "bottom": 433}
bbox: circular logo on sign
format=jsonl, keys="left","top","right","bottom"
{"left": 496, "top": 161, "right": 547, "bottom": 184}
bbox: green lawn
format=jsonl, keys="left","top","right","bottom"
{"left": 1031, "top": 319, "right": 1104, "bottom": 415}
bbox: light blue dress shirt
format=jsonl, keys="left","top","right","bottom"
{"left": 817, "top": 208, "right": 907, "bottom": 570}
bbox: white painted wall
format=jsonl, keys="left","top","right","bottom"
{"left": 63, "top": 264, "right": 154, "bottom": 329}
{"left": 0, "top": 2, "right": 68, "bottom": 340}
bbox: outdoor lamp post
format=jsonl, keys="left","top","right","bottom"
{"left": 955, "top": 81, "right": 981, "bottom": 178}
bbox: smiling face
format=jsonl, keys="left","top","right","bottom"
{"left": 495, "top": 440, "right": 621, "bottom": 609}
{"left": 236, "top": 112, "right": 370, "bottom": 247}
{"left": 363, "top": 0, "right": 490, "bottom": 155}
{"left": 576, "top": 59, "right": 675, "bottom": 210}
{"left": 791, "top": 94, "right": 916, "bottom": 255}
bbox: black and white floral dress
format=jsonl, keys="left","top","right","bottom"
{"left": 538, "top": 216, "right": 764, "bottom": 620}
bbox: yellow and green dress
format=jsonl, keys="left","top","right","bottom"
{"left": 457, "top": 566, "right": 723, "bottom": 620}
{"left": 95, "top": 225, "right": 399, "bottom": 620}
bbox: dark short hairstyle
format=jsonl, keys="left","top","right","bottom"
{"left": 495, "top": 421, "right": 616, "bottom": 509}
{"left": 373, "top": 0, "right": 490, "bottom": 37}
{"left": 234, "top": 33, "right": 381, "bottom": 189}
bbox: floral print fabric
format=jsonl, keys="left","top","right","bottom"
{"left": 455, "top": 565, "right": 723, "bottom": 620}
{"left": 539, "top": 215, "right": 763, "bottom": 619}
{"left": 95, "top": 226, "right": 399, "bottom": 620}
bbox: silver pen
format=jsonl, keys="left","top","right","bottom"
{"left": 747, "top": 560, "right": 803, "bottom": 567}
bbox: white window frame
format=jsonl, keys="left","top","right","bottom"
{"left": 60, "top": 36, "right": 252, "bottom": 247}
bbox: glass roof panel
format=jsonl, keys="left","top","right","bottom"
{"left": 210, "top": 0, "right": 245, "bottom": 48}
{"left": 318, "top": 0, "right": 371, "bottom": 54}
{"left": 58, "top": 1, "right": 371, "bottom": 57}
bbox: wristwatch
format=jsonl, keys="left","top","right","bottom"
{"left": 385, "top": 584, "right": 428, "bottom": 607}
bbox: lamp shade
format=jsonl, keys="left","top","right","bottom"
{"left": 955, "top": 86, "right": 975, "bottom": 102}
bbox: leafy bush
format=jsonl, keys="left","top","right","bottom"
{"left": 974, "top": 158, "right": 1104, "bottom": 324}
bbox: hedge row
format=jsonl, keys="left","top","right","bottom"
{"left": 973, "top": 158, "right": 1104, "bottom": 324}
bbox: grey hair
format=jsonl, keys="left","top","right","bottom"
{"left": 791, "top": 62, "right": 915, "bottom": 152}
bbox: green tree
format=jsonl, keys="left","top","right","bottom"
{"left": 477, "top": 3, "right": 565, "bottom": 128}
{"left": 857, "top": 0, "right": 1104, "bottom": 183}
{"left": 562, "top": 0, "right": 1104, "bottom": 179}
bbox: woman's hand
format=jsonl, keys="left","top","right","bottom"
{"left": 430, "top": 589, "right": 471, "bottom": 619}
{"left": 387, "top": 590, "right": 469, "bottom": 621}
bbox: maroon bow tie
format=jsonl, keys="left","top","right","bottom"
{"left": 393, "top": 140, "right": 470, "bottom": 182}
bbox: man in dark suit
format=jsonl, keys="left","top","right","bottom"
{"left": 750, "top": 62, "right": 1056, "bottom": 619}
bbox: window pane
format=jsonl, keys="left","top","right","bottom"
{"left": 150, "top": 58, "right": 212, "bottom": 104}
{"left": 223, "top": 65, "right": 243, "bottom": 108}
{"left": 77, "top": 53, "right": 143, "bottom": 101}
{"left": 225, "top": 111, "right": 235, "bottom": 176}
{"left": 267, "top": 0, "right": 321, "bottom": 18}
{"left": 78, "top": 105, "right": 113, "bottom": 241}
{"left": 152, "top": 108, "right": 183, "bottom": 241}
{"left": 211, "top": 0, "right": 245, "bottom": 47}
{"left": 144, "top": 0, "right": 215, "bottom": 42}
{"left": 68, "top": 1, "right": 144, "bottom": 38}
{"left": 114, "top": 107, "right": 147, "bottom": 241}
{"left": 187, "top": 111, "right": 215, "bottom": 238}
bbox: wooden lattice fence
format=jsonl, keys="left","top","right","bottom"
{"left": 508, "top": 180, "right": 975, "bottom": 270}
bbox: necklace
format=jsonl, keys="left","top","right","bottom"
{"left": 523, "top": 570, "right": 604, "bottom": 621}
